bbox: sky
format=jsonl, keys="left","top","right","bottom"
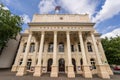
{"left": 0, "top": 0, "right": 120, "bottom": 38}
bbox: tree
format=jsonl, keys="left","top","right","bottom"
{"left": 101, "top": 36, "right": 120, "bottom": 65}
{"left": 0, "top": 4, "right": 23, "bottom": 52}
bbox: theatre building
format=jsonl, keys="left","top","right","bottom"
{"left": 11, "top": 14, "right": 113, "bottom": 79}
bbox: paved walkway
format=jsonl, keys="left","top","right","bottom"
{"left": 0, "top": 69, "right": 120, "bottom": 80}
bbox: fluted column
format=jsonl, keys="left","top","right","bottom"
{"left": 11, "top": 41, "right": 23, "bottom": 72}
{"left": 16, "top": 32, "right": 32, "bottom": 76}
{"left": 91, "top": 32, "right": 102, "bottom": 65}
{"left": 98, "top": 40, "right": 113, "bottom": 75}
{"left": 66, "top": 31, "right": 75, "bottom": 78}
{"left": 42, "top": 42, "right": 48, "bottom": 73}
{"left": 78, "top": 32, "right": 87, "bottom": 65}
{"left": 78, "top": 31, "right": 92, "bottom": 78}
{"left": 51, "top": 31, "right": 58, "bottom": 77}
{"left": 91, "top": 32, "right": 110, "bottom": 79}
{"left": 34, "top": 31, "right": 45, "bottom": 76}
{"left": 31, "top": 40, "right": 38, "bottom": 69}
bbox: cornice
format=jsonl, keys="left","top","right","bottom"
{"left": 28, "top": 22, "right": 95, "bottom": 26}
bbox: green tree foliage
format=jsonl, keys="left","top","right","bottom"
{"left": 101, "top": 36, "right": 120, "bottom": 65}
{"left": 0, "top": 4, "right": 23, "bottom": 50}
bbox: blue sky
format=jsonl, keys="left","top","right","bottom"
{"left": 0, "top": 0, "right": 120, "bottom": 38}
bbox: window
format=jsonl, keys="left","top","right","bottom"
{"left": 27, "top": 59, "right": 32, "bottom": 70}
{"left": 90, "top": 58, "right": 96, "bottom": 69}
{"left": 19, "top": 58, "right": 23, "bottom": 65}
{"left": 59, "top": 42, "right": 64, "bottom": 52}
{"left": 78, "top": 43, "right": 81, "bottom": 52}
{"left": 71, "top": 45, "right": 74, "bottom": 52}
{"left": 87, "top": 42, "right": 93, "bottom": 52}
{"left": 23, "top": 43, "right": 27, "bottom": 53}
{"left": 29, "top": 43, "right": 35, "bottom": 53}
{"left": 48, "top": 42, "right": 53, "bottom": 52}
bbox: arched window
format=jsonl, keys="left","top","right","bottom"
{"left": 23, "top": 43, "right": 27, "bottom": 53}
{"left": 48, "top": 42, "right": 53, "bottom": 52}
{"left": 27, "top": 59, "right": 32, "bottom": 70}
{"left": 87, "top": 42, "right": 93, "bottom": 52}
{"left": 90, "top": 58, "right": 96, "bottom": 69}
{"left": 78, "top": 43, "right": 81, "bottom": 52}
{"left": 19, "top": 58, "right": 23, "bottom": 65}
{"left": 59, "top": 42, "right": 64, "bottom": 52}
{"left": 29, "top": 43, "right": 35, "bottom": 53}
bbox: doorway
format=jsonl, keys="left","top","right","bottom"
{"left": 59, "top": 58, "right": 65, "bottom": 72}
{"left": 47, "top": 58, "right": 53, "bottom": 72}
{"left": 72, "top": 58, "right": 76, "bottom": 72}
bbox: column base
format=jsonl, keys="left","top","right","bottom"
{"left": 67, "top": 65, "right": 75, "bottom": 78}
{"left": 11, "top": 65, "right": 18, "bottom": 72}
{"left": 50, "top": 65, "right": 58, "bottom": 77}
{"left": 33, "top": 65, "right": 42, "bottom": 76}
{"left": 105, "top": 64, "right": 113, "bottom": 75}
{"left": 42, "top": 66, "right": 47, "bottom": 73}
{"left": 16, "top": 65, "right": 27, "bottom": 76}
{"left": 82, "top": 65, "right": 92, "bottom": 78}
{"left": 96, "top": 65, "right": 110, "bottom": 79}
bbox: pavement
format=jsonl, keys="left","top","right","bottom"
{"left": 0, "top": 69, "right": 120, "bottom": 80}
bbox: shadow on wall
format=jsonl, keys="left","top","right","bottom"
{"left": 0, "top": 34, "right": 21, "bottom": 69}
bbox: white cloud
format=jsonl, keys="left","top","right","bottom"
{"left": 60, "top": 0, "right": 97, "bottom": 16}
{"left": 93, "top": 0, "right": 120, "bottom": 22}
{"left": 0, "top": 4, "right": 9, "bottom": 10}
{"left": 38, "top": 0, "right": 98, "bottom": 16}
{"left": 21, "top": 14, "right": 31, "bottom": 24}
{"left": 101, "top": 28, "right": 120, "bottom": 38}
{"left": 38, "top": 0, "right": 56, "bottom": 14}
{"left": 2, "top": 6, "right": 9, "bottom": 10}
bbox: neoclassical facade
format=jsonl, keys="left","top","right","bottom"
{"left": 11, "top": 14, "right": 113, "bottom": 79}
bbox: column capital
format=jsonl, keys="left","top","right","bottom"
{"left": 90, "top": 31, "right": 94, "bottom": 34}
{"left": 41, "top": 31, "right": 45, "bottom": 35}
{"left": 29, "top": 31, "right": 33, "bottom": 35}
{"left": 66, "top": 31, "right": 70, "bottom": 35}
{"left": 53, "top": 31, "right": 58, "bottom": 33}
{"left": 78, "top": 31, "right": 82, "bottom": 35}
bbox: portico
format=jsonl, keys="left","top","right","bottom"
{"left": 11, "top": 14, "right": 113, "bottom": 79}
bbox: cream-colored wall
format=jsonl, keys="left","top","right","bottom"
{"left": 32, "top": 14, "right": 90, "bottom": 22}
{"left": 14, "top": 32, "right": 103, "bottom": 74}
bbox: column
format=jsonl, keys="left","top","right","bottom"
{"left": 78, "top": 31, "right": 92, "bottom": 78}
{"left": 31, "top": 39, "right": 38, "bottom": 70}
{"left": 98, "top": 40, "right": 113, "bottom": 75}
{"left": 75, "top": 42, "right": 81, "bottom": 74}
{"left": 34, "top": 31, "right": 45, "bottom": 76}
{"left": 66, "top": 31, "right": 75, "bottom": 78}
{"left": 11, "top": 41, "right": 23, "bottom": 72}
{"left": 51, "top": 31, "right": 58, "bottom": 77}
{"left": 16, "top": 32, "right": 32, "bottom": 76}
{"left": 42, "top": 42, "right": 48, "bottom": 73}
{"left": 91, "top": 32, "right": 110, "bottom": 79}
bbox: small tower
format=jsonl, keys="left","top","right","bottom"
{"left": 55, "top": 6, "right": 61, "bottom": 14}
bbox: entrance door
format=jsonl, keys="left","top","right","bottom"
{"left": 72, "top": 58, "right": 76, "bottom": 72}
{"left": 59, "top": 58, "right": 65, "bottom": 72}
{"left": 47, "top": 58, "right": 53, "bottom": 72}
{"left": 80, "top": 58, "right": 83, "bottom": 71}
{"left": 27, "top": 59, "right": 32, "bottom": 70}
